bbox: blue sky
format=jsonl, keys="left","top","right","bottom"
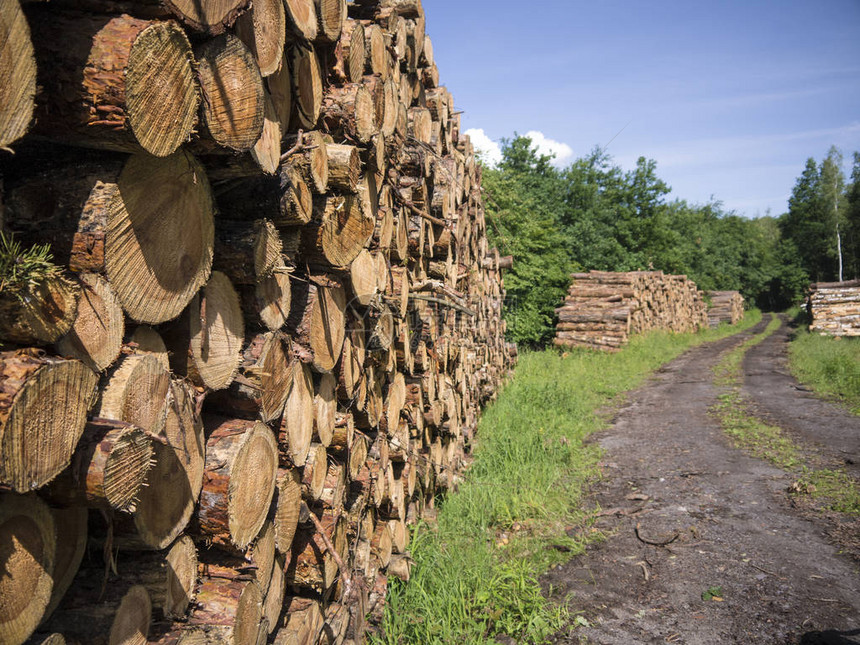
{"left": 424, "top": 0, "right": 860, "bottom": 218}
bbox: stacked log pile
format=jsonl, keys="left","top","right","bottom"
{"left": 706, "top": 291, "right": 744, "bottom": 327}
{"left": 554, "top": 270, "right": 707, "bottom": 351}
{"left": 807, "top": 280, "right": 860, "bottom": 336}
{"left": 0, "top": 0, "right": 513, "bottom": 642}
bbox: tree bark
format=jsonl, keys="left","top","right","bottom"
{"left": 197, "top": 417, "right": 278, "bottom": 552}
{"left": 27, "top": 9, "right": 198, "bottom": 157}
{"left": 43, "top": 419, "right": 152, "bottom": 512}
{"left": 184, "top": 577, "right": 262, "bottom": 645}
{"left": 284, "top": 277, "right": 347, "bottom": 373}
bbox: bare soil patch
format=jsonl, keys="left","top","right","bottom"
{"left": 544, "top": 321, "right": 860, "bottom": 644}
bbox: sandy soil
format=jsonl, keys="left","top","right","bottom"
{"left": 543, "top": 319, "right": 860, "bottom": 645}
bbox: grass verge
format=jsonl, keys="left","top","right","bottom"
{"left": 374, "top": 311, "right": 762, "bottom": 644}
{"left": 787, "top": 313, "right": 860, "bottom": 415}
{"left": 711, "top": 313, "right": 860, "bottom": 517}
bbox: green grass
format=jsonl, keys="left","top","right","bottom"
{"left": 712, "top": 314, "right": 802, "bottom": 469}
{"left": 793, "top": 468, "right": 860, "bottom": 515}
{"left": 788, "top": 322, "right": 860, "bottom": 415}
{"left": 713, "top": 313, "right": 781, "bottom": 385}
{"left": 712, "top": 391, "right": 802, "bottom": 469}
{"left": 374, "top": 311, "right": 762, "bottom": 645}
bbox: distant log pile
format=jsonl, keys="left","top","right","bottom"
{"left": 554, "top": 270, "right": 708, "bottom": 351}
{"left": 706, "top": 291, "right": 744, "bottom": 327}
{"left": 0, "top": 0, "right": 514, "bottom": 642}
{"left": 807, "top": 280, "right": 860, "bottom": 336}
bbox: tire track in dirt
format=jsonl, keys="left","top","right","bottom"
{"left": 544, "top": 320, "right": 860, "bottom": 644}
{"left": 742, "top": 315, "right": 860, "bottom": 479}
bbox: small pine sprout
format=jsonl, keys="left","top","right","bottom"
{"left": 0, "top": 231, "right": 61, "bottom": 299}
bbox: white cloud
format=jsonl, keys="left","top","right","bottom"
{"left": 464, "top": 128, "right": 502, "bottom": 167}
{"left": 524, "top": 130, "right": 574, "bottom": 164}
{"left": 464, "top": 128, "right": 574, "bottom": 167}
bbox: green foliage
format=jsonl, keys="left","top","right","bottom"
{"left": 374, "top": 318, "right": 760, "bottom": 645}
{"left": 482, "top": 135, "right": 828, "bottom": 346}
{"left": 0, "top": 231, "right": 60, "bottom": 297}
{"left": 780, "top": 146, "right": 859, "bottom": 283}
{"left": 788, "top": 327, "right": 860, "bottom": 414}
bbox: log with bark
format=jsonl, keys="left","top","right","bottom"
{"left": 197, "top": 417, "right": 278, "bottom": 552}
{"left": 0, "top": 271, "right": 79, "bottom": 348}
{"left": 43, "top": 419, "right": 152, "bottom": 511}
{"left": 183, "top": 576, "right": 262, "bottom": 645}
{"left": 284, "top": 277, "right": 347, "bottom": 373}
{"left": 122, "top": 378, "right": 205, "bottom": 549}
{"left": 27, "top": 10, "right": 198, "bottom": 157}
{"left": 3, "top": 152, "right": 215, "bottom": 325}
{"left": 284, "top": 510, "right": 347, "bottom": 593}
{"left": 321, "top": 84, "right": 377, "bottom": 144}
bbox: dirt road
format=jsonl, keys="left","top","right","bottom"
{"left": 545, "top": 318, "right": 860, "bottom": 644}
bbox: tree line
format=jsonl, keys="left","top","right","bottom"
{"left": 483, "top": 137, "right": 860, "bottom": 346}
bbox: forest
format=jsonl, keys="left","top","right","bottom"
{"left": 484, "top": 137, "right": 860, "bottom": 346}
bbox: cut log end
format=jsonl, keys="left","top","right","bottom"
{"left": 125, "top": 21, "right": 199, "bottom": 157}
{"left": 56, "top": 273, "right": 124, "bottom": 373}
{"left": 0, "top": 493, "right": 55, "bottom": 645}
{"left": 196, "top": 34, "right": 265, "bottom": 152}
{"left": 1, "top": 352, "right": 98, "bottom": 492}
{"left": 189, "top": 271, "right": 245, "bottom": 391}
{"left": 106, "top": 151, "right": 214, "bottom": 325}
{"left": 0, "top": 0, "right": 36, "bottom": 148}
